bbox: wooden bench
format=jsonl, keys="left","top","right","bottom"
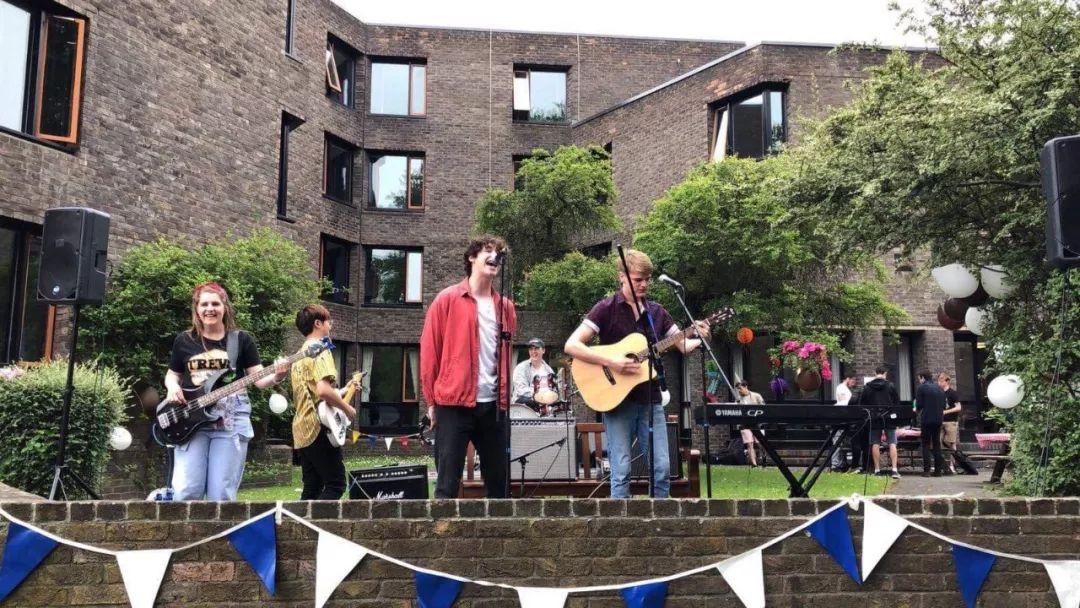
{"left": 460, "top": 422, "right": 700, "bottom": 498}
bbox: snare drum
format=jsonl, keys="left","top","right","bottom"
{"left": 509, "top": 403, "right": 540, "bottom": 418}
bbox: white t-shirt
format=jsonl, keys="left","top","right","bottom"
{"left": 475, "top": 296, "right": 498, "bottom": 401}
{"left": 836, "top": 383, "right": 852, "bottom": 405}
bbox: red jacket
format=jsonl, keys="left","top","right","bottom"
{"left": 420, "top": 279, "right": 517, "bottom": 408}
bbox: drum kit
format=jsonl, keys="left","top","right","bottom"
{"left": 510, "top": 367, "right": 576, "bottom": 419}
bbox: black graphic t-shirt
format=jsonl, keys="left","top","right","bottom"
{"left": 168, "top": 330, "right": 260, "bottom": 392}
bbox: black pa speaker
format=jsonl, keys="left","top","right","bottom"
{"left": 37, "top": 207, "right": 110, "bottom": 304}
{"left": 1041, "top": 135, "right": 1080, "bottom": 269}
{"left": 630, "top": 421, "right": 683, "bottom": 480}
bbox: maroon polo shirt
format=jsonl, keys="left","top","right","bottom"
{"left": 582, "top": 291, "right": 677, "bottom": 405}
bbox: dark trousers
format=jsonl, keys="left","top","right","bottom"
{"left": 851, "top": 423, "right": 872, "bottom": 471}
{"left": 921, "top": 422, "right": 944, "bottom": 473}
{"left": 298, "top": 430, "right": 346, "bottom": 500}
{"left": 434, "top": 401, "right": 508, "bottom": 499}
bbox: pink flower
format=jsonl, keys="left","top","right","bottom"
{"left": 781, "top": 340, "right": 801, "bottom": 354}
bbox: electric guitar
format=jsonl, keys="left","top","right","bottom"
{"left": 151, "top": 338, "right": 333, "bottom": 446}
{"left": 318, "top": 371, "right": 366, "bottom": 447}
{"left": 571, "top": 308, "right": 735, "bottom": 412}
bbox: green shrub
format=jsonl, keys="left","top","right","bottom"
{"left": 521, "top": 252, "right": 618, "bottom": 315}
{"left": 0, "top": 360, "right": 127, "bottom": 498}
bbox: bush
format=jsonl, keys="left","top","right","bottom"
{"left": 0, "top": 360, "right": 126, "bottom": 498}
{"left": 521, "top": 252, "right": 618, "bottom": 315}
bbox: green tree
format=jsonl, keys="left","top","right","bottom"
{"left": 782, "top": 0, "right": 1080, "bottom": 494}
{"left": 633, "top": 157, "right": 907, "bottom": 342}
{"left": 522, "top": 252, "right": 619, "bottom": 315}
{"left": 474, "top": 145, "right": 620, "bottom": 285}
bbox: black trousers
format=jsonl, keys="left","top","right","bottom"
{"left": 921, "top": 422, "right": 944, "bottom": 474}
{"left": 298, "top": 430, "right": 346, "bottom": 500}
{"left": 851, "top": 423, "right": 873, "bottom": 471}
{"left": 434, "top": 401, "right": 508, "bottom": 499}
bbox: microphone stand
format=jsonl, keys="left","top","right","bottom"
{"left": 493, "top": 250, "right": 513, "bottom": 499}
{"left": 616, "top": 245, "right": 664, "bottom": 498}
{"left": 662, "top": 279, "right": 737, "bottom": 498}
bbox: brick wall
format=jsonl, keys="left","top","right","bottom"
{"left": 0, "top": 497, "right": 1073, "bottom": 606}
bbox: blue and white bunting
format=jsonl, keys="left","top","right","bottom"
{"left": 716, "top": 549, "right": 764, "bottom": 608}
{"left": 516, "top": 586, "right": 569, "bottom": 608}
{"left": 0, "top": 523, "right": 58, "bottom": 602}
{"left": 807, "top": 505, "right": 861, "bottom": 584}
{"left": 951, "top": 544, "right": 996, "bottom": 608}
{"left": 315, "top": 531, "right": 368, "bottom": 608}
{"left": 1045, "top": 561, "right": 1080, "bottom": 608}
{"left": 227, "top": 513, "right": 277, "bottom": 596}
{"left": 116, "top": 549, "right": 172, "bottom": 608}
{"left": 415, "top": 570, "right": 463, "bottom": 608}
{"left": 619, "top": 581, "right": 668, "bottom": 608}
{"left": 861, "top": 500, "right": 909, "bottom": 580}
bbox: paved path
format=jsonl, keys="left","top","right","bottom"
{"left": 0, "top": 481, "right": 45, "bottom": 502}
{"left": 887, "top": 466, "right": 1000, "bottom": 498}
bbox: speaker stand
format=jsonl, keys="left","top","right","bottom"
{"left": 48, "top": 304, "right": 101, "bottom": 501}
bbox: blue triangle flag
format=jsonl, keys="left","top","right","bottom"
{"left": 807, "top": 507, "right": 862, "bottom": 584}
{"left": 951, "top": 544, "right": 996, "bottom": 608}
{"left": 227, "top": 514, "right": 276, "bottom": 596}
{"left": 619, "top": 581, "right": 669, "bottom": 608}
{"left": 0, "top": 523, "right": 59, "bottom": 601}
{"left": 415, "top": 571, "right": 463, "bottom": 608}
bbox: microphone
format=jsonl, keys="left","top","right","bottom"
{"left": 486, "top": 250, "right": 505, "bottom": 267}
{"left": 658, "top": 273, "right": 683, "bottom": 290}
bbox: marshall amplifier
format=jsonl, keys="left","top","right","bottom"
{"left": 510, "top": 418, "right": 577, "bottom": 481}
{"left": 348, "top": 464, "right": 429, "bottom": 500}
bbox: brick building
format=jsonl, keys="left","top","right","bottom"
{"left": 0, "top": 0, "right": 986, "bottom": 448}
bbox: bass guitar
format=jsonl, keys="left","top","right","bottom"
{"left": 318, "top": 371, "right": 366, "bottom": 447}
{"left": 151, "top": 338, "right": 333, "bottom": 446}
{"left": 571, "top": 308, "right": 734, "bottom": 412}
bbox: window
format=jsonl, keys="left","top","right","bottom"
{"left": 331, "top": 341, "right": 355, "bottom": 383}
{"left": 364, "top": 247, "right": 422, "bottom": 305}
{"left": 275, "top": 111, "right": 304, "bottom": 218}
{"left": 284, "top": 0, "right": 296, "bottom": 55}
{"left": 369, "top": 153, "right": 424, "bottom": 209}
{"left": 370, "top": 60, "right": 426, "bottom": 116}
{"left": 511, "top": 155, "right": 528, "bottom": 190}
{"left": 883, "top": 332, "right": 916, "bottom": 402}
{"left": 710, "top": 87, "right": 785, "bottom": 160}
{"left": 513, "top": 68, "right": 567, "bottom": 122}
{"left": 0, "top": 220, "right": 53, "bottom": 363}
{"left": 0, "top": 1, "right": 87, "bottom": 145}
{"left": 320, "top": 235, "right": 353, "bottom": 304}
{"left": 326, "top": 36, "right": 357, "bottom": 107}
{"left": 323, "top": 133, "right": 355, "bottom": 203}
{"left": 359, "top": 344, "right": 420, "bottom": 433}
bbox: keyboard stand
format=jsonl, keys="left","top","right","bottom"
{"left": 749, "top": 424, "right": 853, "bottom": 498}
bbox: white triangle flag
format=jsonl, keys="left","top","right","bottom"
{"left": 116, "top": 549, "right": 173, "bottom": 608}
{"left": 861, "top": 500, "right": 909, "bottom": 580}
{"left": 717, "top": 549, "right": 764, "bottom": 608}
{"left": 384, "top": 437, "right": 394, "bottom": 450}
{"left": 315, "top": 531, "right": 369, "bottom": 608}
{"left": 516, "top": 587, "right": 569, "bottom": 608}
{"left": 1045, "top": 561, "right": 1080, "bottom": 608}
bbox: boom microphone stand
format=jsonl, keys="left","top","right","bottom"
{"left": 660, "top": 274, "right": 737, "bottom": 498}
{"left": 492, "top": 249, "right": 513, "bottom": 499}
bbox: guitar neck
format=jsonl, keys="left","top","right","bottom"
{"left": 636, "top": 327, "right": 697, "bottom": 360}
{"left": 195, "top": 350, "right": 300, "bottom": 406}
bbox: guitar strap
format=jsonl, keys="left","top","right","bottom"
{"left": 225, "top": 330, "right": 240, "bottom": 371}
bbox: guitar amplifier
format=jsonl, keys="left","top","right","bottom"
{"left": 509, "top": 418, "right": 577, "bottom": 481}
{"left": 629, "top": 421, "right": 683, "bottom": 480}
{"left": 348, "top": 464, "right": 428, "bottom": 500}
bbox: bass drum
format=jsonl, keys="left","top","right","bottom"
{"left": 509, "top": 403, "right": 540, "bottom": 418}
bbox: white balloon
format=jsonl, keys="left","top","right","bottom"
{"left": 987, "top": 375, "right": 1024, "bottom": 409}
{"left": 980, "top": 265, "right": 1015, "bottom": 299}
{"left": 931, "top": 263, "right": 979, "bottom": 298}
{"left": 109, "top": 426, "right": 132, "bottom": 450}
{"left": 965, "top": 307, "right": 989, "bottom": 335}
{"left": 268, "top": 392, "right": 289, "bottom": 414}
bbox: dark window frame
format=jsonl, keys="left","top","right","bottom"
{"left": 0, "top": 217, "right": 54, "bottom": 364}
{"left": 512, "top": 65, "right": 569, "bottom": 124}
{"left": 284, "top": 0, "right": 296, "bottom": 55}
{"left": 326, "top": 35, "right": 358, "bottom": 108}
{"left": 0, "top": 0, "right": 88, "bottom": 149}
{"left": 323, "top": 132, "right": 356, "bottom": 205}
{"left": 275, "top": 111, "right": 304, "bottom": 219}
{"left": 368, "top": 57, "right": 427, "bottom": 117}
{"left": 367, "top": 151, "right": 426, "bottom": 210}
{"left": 319, "top": 234, "right": 354, "bottom": 305}
{"left": 363, "top": 246, "right": 423, "bottom": 307}
{"left": 709, "top": 83, "right": 788, "bottom": 160}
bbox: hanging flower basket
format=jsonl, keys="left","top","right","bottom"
{"left": 796, "top": 368, "right": 822, "bottom": 392}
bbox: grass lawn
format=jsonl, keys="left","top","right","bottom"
{"left": 701, "top": 465, "right": 891, "bottom": 499}
{"left": 240, "top": 458, "right": 888, "bottom": 501}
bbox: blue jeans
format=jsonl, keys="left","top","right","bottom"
{"left": 604, "top": 400, "right": 670, "bottom": 498}
{"left": 172, "top": 395, "right": 253, "bottom": 501}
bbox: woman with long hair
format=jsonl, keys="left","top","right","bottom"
{"left": 163, "top": 282, "right": 287, "bottom": 500}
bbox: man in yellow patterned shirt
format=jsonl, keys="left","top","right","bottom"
{"left": 290, "top": 304, "right": 356, "bottom": 499}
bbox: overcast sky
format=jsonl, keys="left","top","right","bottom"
{"left": 332, "top": 0, "right": 933, "bottom": 47}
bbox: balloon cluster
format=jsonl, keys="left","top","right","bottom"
{"left": 932, "top": 264, "right": 1014, "bottom": 335}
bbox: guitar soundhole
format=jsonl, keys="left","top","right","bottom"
{"left": 602, "top": 367, "right": 616, "bottom": 385}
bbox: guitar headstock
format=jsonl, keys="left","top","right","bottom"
{"left": 348, "top": 370, "right": 368, "bottom": 387}
{"left": 705, "top": 307, "right": 736, "bottom": 326}
{"left": 305, "top": 337, "right": 335, "bottom": 358}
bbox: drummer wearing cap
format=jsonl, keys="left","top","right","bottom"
{"left": 512, "top": 338, "right": 556, "bottom": 413}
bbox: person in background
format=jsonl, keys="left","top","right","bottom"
{"left": 511, "top": 337, "right": 555, "bottom": 413}
{"left": 830, "top": 374, "right": 857, "bottom": 471}
{"left": 736, "top": 380, "right": 765, "bottom": 467}
{"left": 857, "top": 367, "right": 901, "bottom": 479}
{"left": 915, "top": 370, "right": 947, "bottom": 476}
{"left": 938, "top": 373, "right": 962, "bottom": 474}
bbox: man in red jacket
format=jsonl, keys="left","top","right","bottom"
{"left": 420, "top": 235, "right": 517, "bottom": 498}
